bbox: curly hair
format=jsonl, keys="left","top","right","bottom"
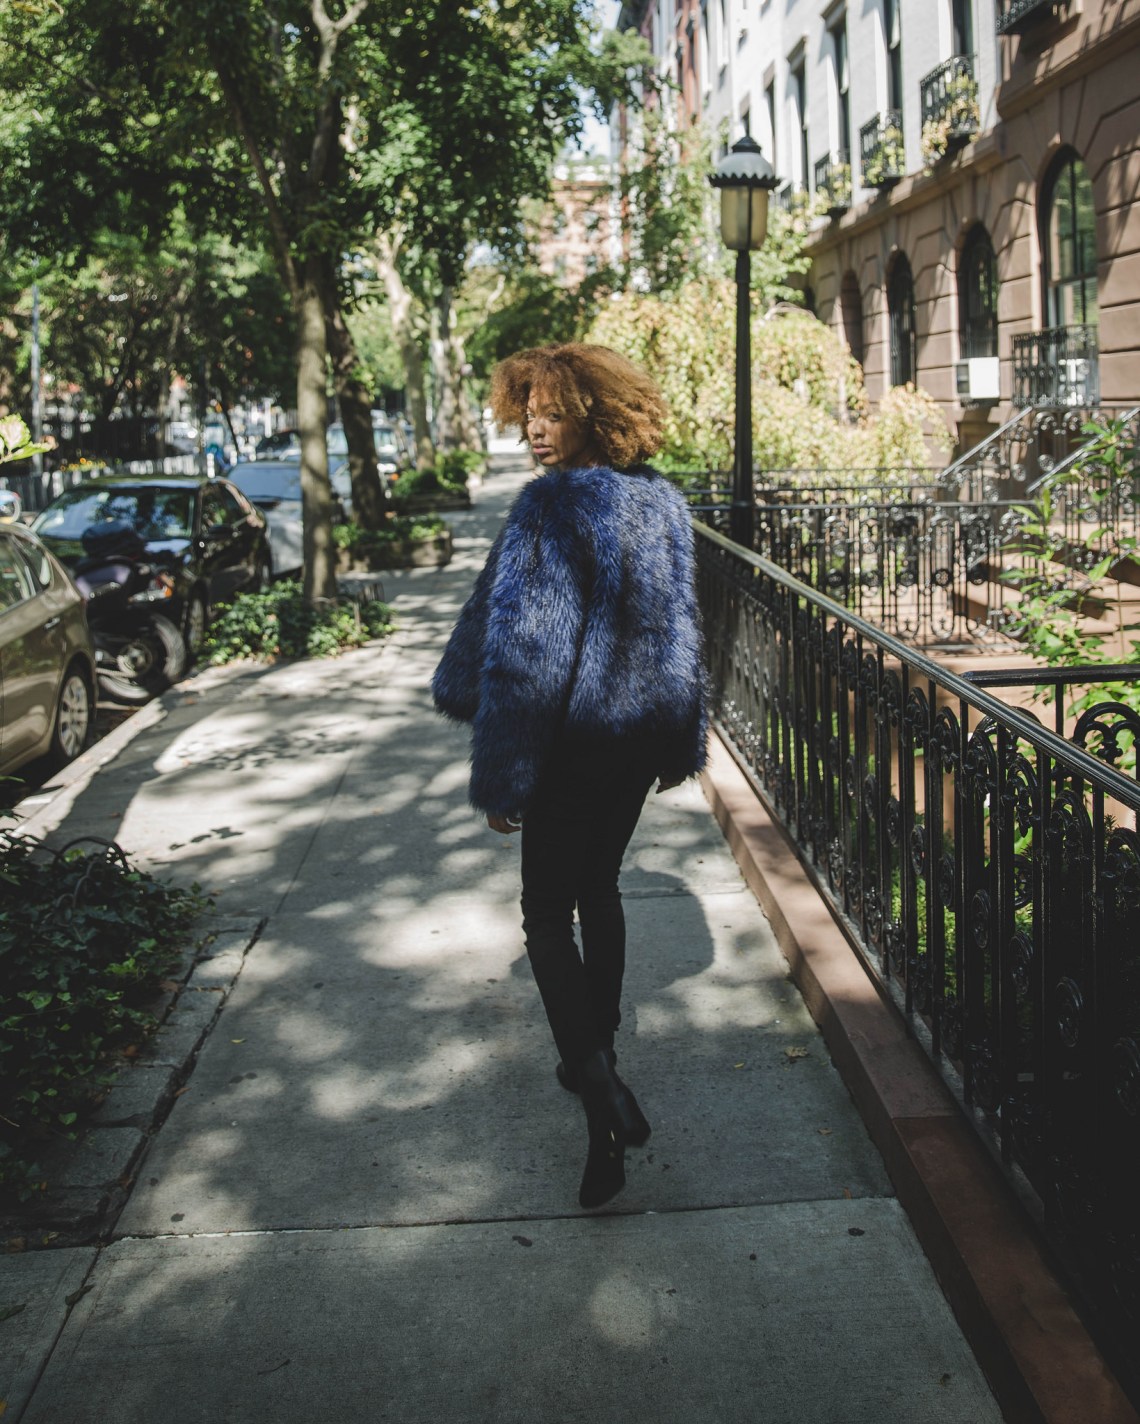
{"left": 489, "top": 343, "right": 667, "bottom": 469}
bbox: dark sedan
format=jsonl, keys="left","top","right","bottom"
{"left": 32, "top": 475, "right": 271, "bottom": 654}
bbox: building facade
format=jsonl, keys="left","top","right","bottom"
{"left": 620, "top": 0, "right": 1140, "bottom": 450}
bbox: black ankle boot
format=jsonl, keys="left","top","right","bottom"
{"left": 576, "top": 1049, "right": 650, "bottom": 1210}
{"left": 556, "top": 1047, "right": 617, "bottom": 1095}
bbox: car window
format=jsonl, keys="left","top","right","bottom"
{"left": 201, "top": 488, "right": 229, "bottom": 529}
{"left": 13, "top": 538, "right": 52, "bottom": 591}
{"left": 327, "top": 426, "right": 349, "bottom": 457}
{"left": 214, "top": 484, "right": 246, "bottom": 523}
{"left": 34, "top": 486, "right": 194, "bottom": 540}
{"left": 0, "top": 536, "right": 37, "bottom": 609}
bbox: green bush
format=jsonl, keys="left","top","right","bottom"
{"left": 393, "top": 449, "right": 481, "bottom": 500}
{"left": 333, "top": 514, "right": 446, "bottom": 556}
{"left": 0, "top": 829, "right": 205, "bottom": 1198}
{"left": 203, "top": 580, "right": 394, "bottom": 664}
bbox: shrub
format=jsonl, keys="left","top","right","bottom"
{"left": 394, "top": 449, "right": 482, "bottom": 501}
{"left": 333, "top": 515, "right": 446, "bottom": 558}
{"left": 0, "top": 828, "right": 205, "bottom": 1199}
{"left": 586, "top": 279, "right": 952, "bottom": 475}
{"left": 203, "top": 581, "right": 394, "bottom": 664}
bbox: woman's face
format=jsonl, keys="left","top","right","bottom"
{"left": 525, "top": 383, "right": 601, "bottom": 470}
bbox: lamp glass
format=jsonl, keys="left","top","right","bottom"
{"left": 719, "top": 186, "right": 771, "bottom": 251}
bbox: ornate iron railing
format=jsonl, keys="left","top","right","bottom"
{"left": 859, "top": 110, "right": 905, "bottom": 188}
{"left": 996, "top": 0, "right": 1066, "bottom": 34}
{"left": 1012, "top": 326, "right": 1100, "bottom": 409}
{"left": 919, "top": 54, "right": 979, "bottom": 162}
{"left": 813, "top": 150, "right": 852, "bottom": 215}
{"left": 694, "top": 518, "right": 1140, "bottom": 1391}
{"left": 938, "top": 404, "right": 1102, "bottom": 501}
{"left": 690, "top": 491, "right": 1036, "bottom": 646}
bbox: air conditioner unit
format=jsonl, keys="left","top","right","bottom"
{"left": 1059, "top": 358, "right": 1091, "bottom": 404}
{"left": 954, "top": 357, "right": 1000, "bottom": 401}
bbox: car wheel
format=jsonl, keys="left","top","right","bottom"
{"left": 50, "top": 664, "right": 92, "bottom": 767}
{"left": 184, "top": 591, "right": 208, "bottom": 654}
{"left": 98, "top": 615, "right": 188, "bottom": 706}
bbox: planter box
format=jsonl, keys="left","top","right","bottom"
{"left": 337, "top": 530, "right": 453, "bottom": 572}
{"left": 391, "top": 491, "right": 471, "bottom": 514}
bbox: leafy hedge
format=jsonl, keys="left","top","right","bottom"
{"left": 0, "top": 829, "right": 204, "bottom": 1199}
{"left": 392, "top": 448, "right": 481, "bottom": 501}
{"left": 203, "top": 580, "right": 394, "bottom": 664}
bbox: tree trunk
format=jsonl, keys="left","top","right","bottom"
{"left": 452, "top": 326, "right": 483, "bottom": 453}
{"left": 295, "top": 261, "right": 337, "bottom": 604}
{"left": 430, "top": 286, "right": 462, "bottom": 452}
{"left": 320, "top": 264, "right": 388, "bottom": 529}
{"left": 375, "top": 236, "right": 433, "bottom": 469}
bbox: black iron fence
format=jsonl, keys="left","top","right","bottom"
{"left": 919, "top": 54, "right": 980, "bottom": 154}
{"left": 859, "top": 110, "right": 906, "bottom": 189}
{"left": 1012, "top": 326, "right": 1099, "bottom": 409}
{"left": 996, "top": 0, "right": 1066, "bottom": 34}
{"left": 687, "top": 477, "right": 1044, "bottom": 647}
{"left": 813, "top": 151, "right": 851, "bottom": 215}
{"left": 694, "top": 518, "right": 1140, "bottom": 1393}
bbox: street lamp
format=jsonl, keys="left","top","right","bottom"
{"left": 709, "top": 136, "right": 778, "bottom": 547}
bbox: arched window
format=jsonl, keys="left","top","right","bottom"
{"left": 841, "top": 270, "right": 865, "bottom": 367}
{"left": 1041, "top": 150, "right": 1098, "bottom": 329}
{"left": 959, "top": 225, "right": 998, "bottom": 358}
{"left": 888, "top": 254, "right": 917, "bottom": 386}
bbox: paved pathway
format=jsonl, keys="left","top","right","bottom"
{"left": 3, "top": 454, "right": 1002, "bottom": 1422}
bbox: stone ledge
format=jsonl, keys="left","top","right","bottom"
{"left": 700, "top": 729, "right": 1139, "bottom": 1424}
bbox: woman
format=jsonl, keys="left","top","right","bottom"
{"left": 432, "top": 343, "right": 707, "bottom": 1209}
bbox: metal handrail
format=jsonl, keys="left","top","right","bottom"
{"left": 1025, "top": 404, "right": 1140, "bottom": 494}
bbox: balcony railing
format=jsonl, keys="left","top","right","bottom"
{"left": 919, "top": 54, "right": 979, "bottom": 165}
{"left": 1011, "top": 326, "right": 1100, "bottom": 409}
{"left": 996, "top": 0, "right": 1065, "bottom": 34}
{"left": 859, "top": 111, "right": 905, "bottom": 189}
{"left": 694, "top": 520, "right": 1140, "bottom": 1392}
{"left": 813, "top": 151, "right": 852, "bottom": 216}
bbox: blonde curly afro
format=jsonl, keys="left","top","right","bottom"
{"left": 489, "top": 343, "right": 667, "bottom": 469}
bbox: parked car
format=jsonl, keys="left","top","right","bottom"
{"left": 31, "top": 475, "right": 271, "bottom": 654}
{"left": 0, "top": 522, "right": 95, "bottom": 776}
{"left": 227, "top": 461, "right": 306, "bottom": 576}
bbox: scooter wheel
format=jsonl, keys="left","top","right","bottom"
{"left": 97, "top": 615, "right": 188, "bottom": 705}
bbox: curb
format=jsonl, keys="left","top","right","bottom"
{"left": 3, "top": 916, "right": 264, "bottom": 1247}
{"left": 700, "top": 730, "right": 1139, "bottom": 1424}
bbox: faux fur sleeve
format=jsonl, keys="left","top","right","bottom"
{"left": 467, "top": 481, "right": 588, "bottom": 817}
{"left": 431, "top": 528, "right": 505, "bottom": 724}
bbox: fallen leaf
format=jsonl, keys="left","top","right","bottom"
{"left": 511, "top": 1235, "right": 532, "bottom": 1248}
{"left": 64, "top": 1284, "right": 92, "bottom": 1308}
{"left": 848, "top": 1227, "right": 865, "bottom": 1237}
{"left": 733, "top": 1062, "right": 745, "bottom": 1069}
{"left": 0, "top": 1304, "right": 26, "bottom": 1323}
{"left": 173, "top": 1087, "right": 191, "bottom": 1098}
{"left": 843, "top": 1187, "right": 853, "bottom": 1199}
{"left": 231, "top": 1039, "right": 245, "bottom": 1044}
{"left": 256, "top": 1360, "right": 290, "bottom": 1377}
{"left": 784, "top": 1047, "right": 810, "bottom": 1061}
{"left": 818, "top": 1128, "right": 832, "bottom": 1136}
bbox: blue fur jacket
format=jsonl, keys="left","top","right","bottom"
{"left": 432, "top": 464, "right": 708, "bottom": 817}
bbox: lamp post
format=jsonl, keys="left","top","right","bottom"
{"left": 709, "top": 136, "right": 778, "bottom": 548}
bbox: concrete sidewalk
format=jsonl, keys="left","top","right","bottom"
{"left": 2, "top": 456, "right": 1002, "bottom": 1422}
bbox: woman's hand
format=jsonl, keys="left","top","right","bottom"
{"left": 487, "top": 813, "right": 522, "bottom": 835}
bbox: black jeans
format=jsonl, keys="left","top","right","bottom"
{"left": 520, "top": 736, "right": 658, "bottom": 1070}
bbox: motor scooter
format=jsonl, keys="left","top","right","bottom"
{"left": 72, "top": 520, "right": 188, "bottom": 705}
